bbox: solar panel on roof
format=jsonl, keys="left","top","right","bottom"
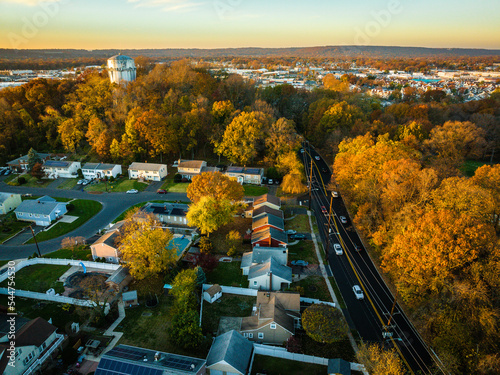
{"left": 227, "top": 166, "right": 244, "bottom": 173}
{"left": 107, "top": 346, "right": 146, "bottom": 361}
{"left": 245, "top": 168, "right": 261, "bottom": 174}
{"left": 162, "top": 356, "right": 196, "bottom": 371}
{"left": 95, "top": 358, "right": 163, "bottom": 375}
{"left": 45, "top": 160, "right": 69, "bottom": 167}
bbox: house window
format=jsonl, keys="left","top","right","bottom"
{"left": 248, "top": 333, "right": 253, "bottom": 338}
{"left": 243, "top": 333, "right": 248, "bottom": 338}
{"left": 253, "top": 281, "right": 258, "bottom": 286}
{"left": 258, "top": 332, "right": 264, "bottom": 339}
{"left": 40, "top": 342, "right": 47, "bottom": 351}
{"left": 270, "top": 323, "right": 276, "bottom": 330}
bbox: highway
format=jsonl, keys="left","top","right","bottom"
{"left": 301, "top": 144, "right": 448, "bottom": 375}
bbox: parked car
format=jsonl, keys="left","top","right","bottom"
{"left": 290, "top": 233, "right": 306, "bottom": 240}
{"left": 81, "top": 179, "right": 90, "bottom": 186}
{"left": 291, "top": 260, "right": 309, "bottom": 267}
{"left": 332, "top": 191, "right": 339, "bottom": 198}
{"left": 353, "top": 285, "right": 364, "bottom": 300}
{"left": 156, "top": 189, "right": 167, "bottom": 194}
{"left": 334, "top": 243, "right": 343, "bottom": 255}
{"left": 314, "top": 156, "right": 320, "bottom": 161}
{"left": 321, "top": 206, "right": 328, "bottom": 215}
{"left": 268, "top": 179, "right": 274, "bottom": 185}
{"left": 126, "top": 189, "right": 139, "bottom": 194}
{"left": 286, "top": 229, "right": 297, "bottom": 235}
{"left": 339, "top": 216, "right": 348, "bottom": 224}
{"left": 3, "top": 169, "right": 11, "bottom": 175}
{"left": 354, "top": 243, "right": 362, "bottom": 252}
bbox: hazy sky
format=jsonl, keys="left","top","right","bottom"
{"left": 1, "top": 0, "right": 499, "bottom": 50}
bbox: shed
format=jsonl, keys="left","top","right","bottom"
{"left": 122, "top": 290, "right": 138, "bottom": 307}
{"left": 204, "top": 284, "right": 222, "bottom": 304}
{"left": 328, "top": 358, "right": 351, "bottom": 375}
{"left": 163, "top": 284, "right": 173, "bottom": 295}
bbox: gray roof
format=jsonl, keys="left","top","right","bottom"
{"left": 14, "top": 197, "right": 65, "bottom": 216}
{"left": 252, "top": 247, "right": 287, "bottom": 265}
{"left": 206, "top": 330, "right": 253, "bottom": 375}
{"left": 122, "top": 290, "right": 137, "bottom": 301}
{"left": 7, "top": 151, "right": 50, "bottom": 166}
{"left": 0, "top": 192, "right": 20, "bottom": 204}
{"left": 251, "top": 227, "right": 288, "bottom": 245}
{"left": 106, "top": 266, "right": 129, "bottom": 285}
{"left": 129, "top": 162, "right": 166, "bottom": 172}
{"left": 251, "top": 205, "right": 283, "bottom": 219}
{"left": 241, "top": 252, "right": 253, "bottom": 269}
{"left": 252, "top": 213, "right": 284, "bottom": 232}
{"left": 141, "top": 202, "right": 188, "bottom": 217}
{"left": 248, "top": 258, "right": 292, "bottom": 282}
{"left": 92, "top": 229, "right": 120, "bottom": 249}
{"left": 82, "top": 163, "right": 119, "bottom": 171}
{"left": 253, "top": 194, "right": 281, "bottom": 208}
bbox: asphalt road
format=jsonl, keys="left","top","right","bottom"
{"left": 301, "top": 144, "right": 446, "bottom": 375}
{"left": 0, "top": 180, "right": 188, "bottom": 260}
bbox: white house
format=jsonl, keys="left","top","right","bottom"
{"left": 14, "top": 196, "right": 67, "bottom": 226}
{"left": 0, "top": 192, "right": 22, "bottom": 215}
{"left": 0, "top": 316, "right": 64, "bottom": 375}
{"left": 248, "top": 257, "right": 292, "bottom": 291}
{"left": 177, "top": 160, "right": 206, "bottom": 180}
{"left": 82, "top": 163, "right": 122, "bottom": 179}
{"left": 43, "top": 160, "right": 81, "bottom": 179}
{"left": 128, "top": 162, "right": 168, "bottom": 181}
{"left": 225, "top": 166, "right": 264, "bottom": 185}
{"left": 203, "top": 284, "right": 222, "bottom": 304}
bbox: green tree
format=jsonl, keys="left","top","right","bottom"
{"left": 169, "top": 307, "right": 203, "bottom": 350}
{"left": 186, "top": 197, "right": 235, "bottom": 236}
{"left": 302, "top": 304, "right": 349, "bottom": 343}
{"left": 26, "top": 148, "right": 41, "bottom": 171}
{"left": 171, "top": 269, "right": 197, "bottom": 308}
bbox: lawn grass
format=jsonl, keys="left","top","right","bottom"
{"left": 3, "top": 173, "right": 18, "bottom": 184}
{"left": 243, "top": 185, "right": 268, "bottom": 196}
{"left": 285, "top": 214, "right": 311, "bottom": 232}
{"left": 0, "top": 212, "right": 30, "bottom": 243}
{"left": 461, "top": 160, "right": 489, "bottom": 177}
{"left": 202, "top": 294, "right": 255, "bottom": 335}
{"left": 206, "top": 261, "right": 249, "bottom": 288}
{"left": 251, "top": 354, "right": 327, "bottom": 375}
{"left": 85, "top": 178, "right": 148, "bottom": 193}
{"left": 0, "top": 264, "right": 70, "bottom": 294}
{"left": 43, "top": 246, "right": 91, "bottom": 261}
{"left": 160, "top": 179, "right": 189, "bottom": 193}
{"left": 57, "top": 178, "right": 79, "bottom": 190}
{"left": 288, "top": 240, "right": 318, "bottom": 265}
{"left": 209, "top": 216, "right": 252, "bottom": 255}
{"left": 28, "top": 199, "right": 102, "bottom": 243}
{"left": 7, "top": 174, "right": 52, "bottom": 188}
{"left": 292, "top": 276, "right": 332, "bottom": 302}
{"left": 0, "top": 260, "right": 9, "bottom": 268}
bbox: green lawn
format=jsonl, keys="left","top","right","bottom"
{"left": 243, "top": 185, "right": 268, "bottom": 196}
{"left": 461, "top": 160, "right": 490, "bottom": 177}
{"left": 85, "top": 178, "right": 148, "bottom": 193}
{"left": 7, "top": 174, "right": 52, "bottom": 188}
{"left": 288, "top": 240, "right": 318, "bottom": 265}
{"left": 160, "top": 179, "right": 189, "bottom": 193}
{"left": 285, "top": 214, "right": 311, "bottom": 232}
{"left": 202, "top": 294, "right": 255, "bottom": 335}
{"left": 206, "top": 261, "right": 249, "bottom": 288}
{"left": 0, "top": 264, "right": 70, "bottom": 294}
{"left": 57, "top": 178, "right": 79, "bottom": 190}
{"left": 28, "top": 199, "right": 102, "bottom": 243}
{"left": 0, "top": 212, "right": 30, "bottom": 243}
{"left": 292, "top": 276, "right": 332, "bottom": 302}
{"left": 251, "top": 355, "right": 327, "bottom": 375}
{"left": 44, "top": 246, "right": 92, "bottom": 261}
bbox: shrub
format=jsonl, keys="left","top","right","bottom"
{"left": 17, "top": 176, "right": 26, "bottom": 185}
{"left": 66, "top": 203, "right": 75, "bottom": 212}
{"left": 109, "top": 176, "right": 115, "bottom": 182}
{"left": 174, "top": 173, "right": 182, "bottom": 183}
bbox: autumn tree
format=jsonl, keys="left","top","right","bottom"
{"left": 186, "top": 197, "right": 235, "bottom": 236}
{"left": 30, "top": 162, "right": 45, "bottom": 180}
{"left": 118, "top": 212, "right": 176, "bottom": 280}
{"left": 187, "top": 171, "right": 244, "bottom": 204}
{"left": 471, "top": 164, "right": 500, "bottom": 231}
{"left": 198, "top": 236, "right": 214, "bottom": 254}
{"left": 265, "top": 118, "right": 299, "bottom": 164}
{"left": 226, "top": 230, "right": 241, "bottom": 257}
{"left": 302, "top": 304, "right": 349, "bottom": 343}
{"left": 356, "top": 342, "right": 405, "bottom": 375}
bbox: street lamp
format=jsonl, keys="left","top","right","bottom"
{"left": 29, "top": 224, "right": 42, "bottom": 257}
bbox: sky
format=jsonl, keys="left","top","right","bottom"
{"left": 0, "top": 0, "right": 499, "bottom": 50}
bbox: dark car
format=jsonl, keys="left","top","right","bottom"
{"left": 354, "top": 243, "right": 362, "bottom": 252}
{"left": 291, "top": 260, "right": 309, "bottom": 267}
{"left": 156, "top": 189, "right": 167, "bottom": 194}
{"left": 290, "top": 233, "right": 306, "bottom": 240}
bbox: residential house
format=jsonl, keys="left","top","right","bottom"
{"left": 139, "top": 202, "right": 189, "bottom": 226}
{"left": 105, "top": 266, "right": 132, "bottom": 292}
{"left": 6, "top": 151, "right": 50, "bottom": 172}
{"left": 0, "top": 192, "right": 22, "bottom": 214}
{"left": 91, "top": 229, "right": 121, "bottom": 263}
{"left": 122, "top": 290, "right": 139, "bottom": 307}
{"left": 95, "top": 344, "right": 206, "bottom": 375}
{"left": 206, "top": 330, "right": 254, "bottom": 375}
{"left": 251, "top": 227, "right": 288, "bottom": 248}
{"left": 241, "top": 246, "right": 288, "bottom": 276}
{"left": 81, "top": 163, "right": 122, "bottom": 180}
{"left": 204, "top": 284, "right": 222, "bottom": 304}
{"left": 225, "top": 166, "right": 264, "bottom": 185}
{"left": 14, "top": 196, "right": 67, "bottom": 226}
{"left": 328, "top": 358, "right": 352, "bottom": 375}
{"left": 0, "top": 315, "right": 64, "bottom": 375}
{"left": 43, "top": 160, "right": 81, "bottom": 179}
{"left": 128, "top": 162, "right": 168, "bottom": 181}
{"left": 253, "top": 194, "right": 281, "bottom": 211}
{"left": 176, "top": 160, "right": 206, "bottom": 180}
{"left": 240, "top": 291, "right": 300, "bottom": 345}
{"left": 248, "top": 257, "right": 292, "bottom": 291}
{"left": 252, "top": 213, "right": 284, "bottom": 233}
{"left": 244, "top": 204, "right": 283, "bottom": 219}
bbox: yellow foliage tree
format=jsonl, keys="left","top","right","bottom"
{"left": 356, "top": 342, "right": 405, "bottom": 375}
{"left": 187, "top": 171, "right": 244, "bottom": 204}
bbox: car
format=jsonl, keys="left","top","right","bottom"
{"left": 339, "top": 216, "right": 348, "bottom": 224}
{"left": 126, "top": 189, "right": 139, "bottom": 194}
{"left": 156, "top": 189, "right": 167, "bottom": 194}
{"left": 300, "top": 148, "right": 305, "bottom": 153}
{"left": 321, "top": 168, "right": 328, "bottom": 173}
{"left": 354, "top": 243, "right": 362, "bottom": 252}
{"left": 172, "top": 160, "right": 179, "bottom": 167}
{"left": 314, "top": 156, "right": 320, "bottom": 161}
{"left": 321, "top": 206, "right": 328, "bottom": 215}
{"left": 332, "top": 191, "right": 339, "bottom": 198}
{"left": 290, "top": 233, "right": 306, "bottom": 240}
{"left": 334, "top": 243, "right": 343, "bottom": 255}
{"left": 291, "top": 260, "right": 309, "bottom": 267}
{"left": 77, "top": 179, "right": 84, "bottom": 185}
{"left": 4, "top": 169, "right": 11, "bottom": 175}
{"left": 81, "top": 179, "right": 90, "bottom": 186}
{"left": 286, "top": 230, "right": 297, "bottom": 235}
{"left": 268, "top": 179, "right": 274, "bottom": 185}
{"left": 353, "top": 285, "right": 364, "bottom": 300}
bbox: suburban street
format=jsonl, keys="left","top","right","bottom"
{"left": 301, "top": 144, "right": 446, "bottom": 375}
{"left": 0, "top": 179, "right": 188, "bottom": 260}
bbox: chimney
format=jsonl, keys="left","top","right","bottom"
{"left": 269, "top": 271, "right": 273, "bottom": 291}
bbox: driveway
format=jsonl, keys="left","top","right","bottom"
{"left": 2, "top": 225, "right": 44, "bottom": 246}
{"left": 144, "top": 181, "right": 163, "bottom": 192}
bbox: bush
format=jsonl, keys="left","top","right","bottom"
{"left": 174, "top": 174, "right": 182, "bottom": 183}
{"left": 77, "top": 168, "right": 83, "bottom": 179}
{"left": 109, "top": 176, "right": 115, "bottom": 182}
{"left": 17, "top": 176, "right": 26, "bottom": 185}
{"left": 66, "top": 203, "right": 75, "bottom": 212}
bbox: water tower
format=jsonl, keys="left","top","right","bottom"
{"left": 107, "top": 54, "right": 136, "bottom": 84}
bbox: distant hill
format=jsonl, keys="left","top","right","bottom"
{"left": 1, "top": 45, "right": 500, "bottom": 61}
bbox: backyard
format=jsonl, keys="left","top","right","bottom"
{"left": 206, "top": 261, "right": 249, "bottom": 288}
{"left": 291, "top": 276, "right": 332, "bottom": 302}
{"left": 209, "top": 216, "right": 252, "bottom": 256}
{"left": 29, "top": 199, "right": 102, "bottom": 243}
{"left": 288, "top": 240, "right": 318, "bottom": 265}
{"left": 202, "top": 293, "right": 255, "bottom": 335}
{"left": 243, "top": 185, "right": 269, "bottom": 196}
{"left": 0, "top": 264, "right": 70, "bottom": 294}
{"left": 43, "top": 246, "right": 92, "bottom": 261}
{"left": 251, "top": 355, "right": 327, "bottom": 375}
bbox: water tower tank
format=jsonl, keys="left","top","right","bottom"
{"left": 107, "top": 54, "right": 136, "bottom": 84}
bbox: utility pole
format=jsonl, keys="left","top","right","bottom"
{"left": 308, "top": 156, "right": 313, "bottom": 210}
{"left": 29, "top": 225, "right": 42, "bottom": 257}
{"left": 387, "top": 297, "right": 398, "bottom": 328}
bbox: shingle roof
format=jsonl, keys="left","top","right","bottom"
{"left": 15, "top": 317, "right": 57, "bottom": 347}
{"left": 205, "top": 284, "right": 222, "bottom": 297}
{"left": 251, "top": 205, "right": 283, "bottom": 219}
{"left": 252, "top": 213, "right": 284, "bottom": 232}
{"left": 0, "top": 192, "right": 19, "bottom": 204}
{"left": 43, "top": 160, "right": 75, "bottom": 168}
{"left": 251, "top": 227, "right": 288, "bottom": 245}
{"left": 251, "top": 247, "right": 288, "bottom": 265}
{"left": 178, "top": 160, "right": 205, "bottom": 169}
{"left": 206, "top": 330, "right": 253, "bottom": 375}
{"left": 92, "top": 229, "right": 120, "bottom": 249}
{"left": 253, "top": 194, "right": 281, "bottom": 208}
{"left": 82, "top": 163, "right": 119, "bottom": 171}
{"left": 248, "top": 258, "right": 292, "bottom": 282}
{"left": 14, "top": 198, "right": 66, "bottom": 216}
{"left": 129, "top": 162, "right": 166, "bottom": 172}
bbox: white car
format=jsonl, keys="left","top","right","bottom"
{"left": 334, "top": 243, "right": 343, "bottom": 255}
{"left": 314, "top": 156, "right": 320, "bottom": 161}
{"left": 126, "top": 189, "right": 139, "bottom": 194}
{"left": 353, "top": 285, "right": 364, "bottom": 300}
{"left": 339, "top": 216, "right": 347, "bottom": 224}
{"left": 332, "top": 191, "right": 339, "bottom": 198}
{"left": 286, "top": 230, "right": 297, "bottom": 235}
